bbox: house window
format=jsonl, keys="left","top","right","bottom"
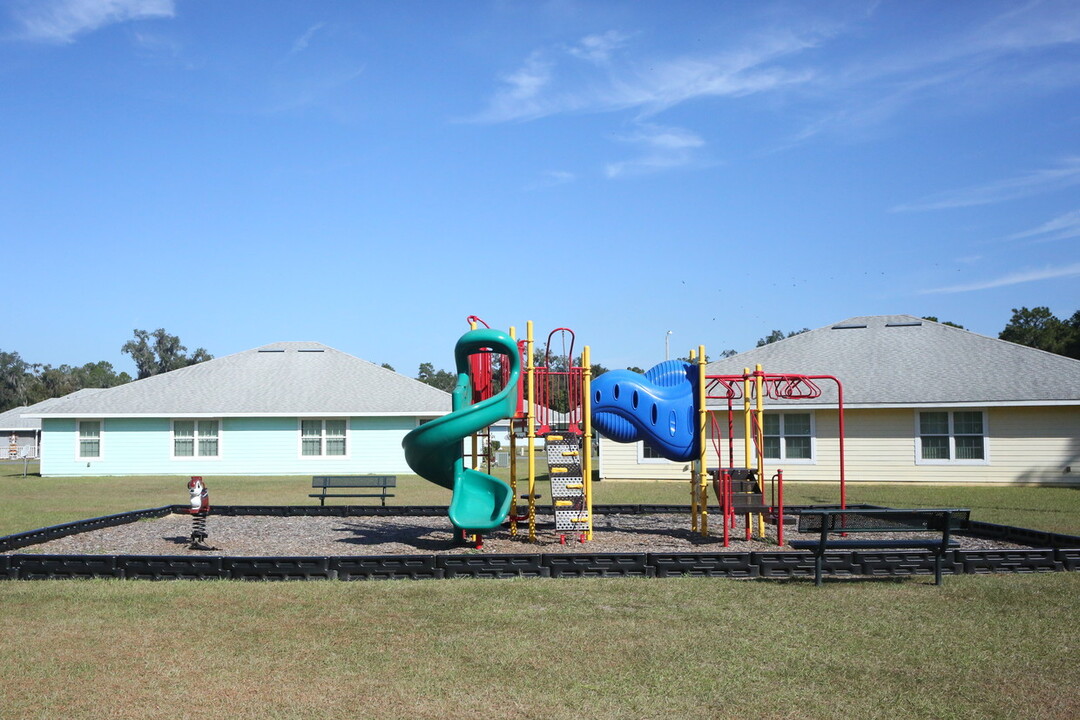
{"left": 918, "top": 411, "right": 986, "bottom": 462}
{"left": 301, "top": 419, "right": 347, "bottom": 456}
{"left": 173, "top": 420, "right": 219, "bottom": 457}
{"left": 637, "top": 441, "right": 671, "bottom": 463}
{"left": 78, "top": 420, "right": 101, "bottom": 458}
{"left": 762, "top": 413, "right": 813, "bottom": 461}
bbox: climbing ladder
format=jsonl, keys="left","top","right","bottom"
{"left": 546, "top": 432, "right": 589, "bottom": 536}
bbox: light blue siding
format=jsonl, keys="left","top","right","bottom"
{"left": 40, "top": 416, "right": 420, "bottom": 476}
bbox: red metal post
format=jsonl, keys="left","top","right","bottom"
{"left": 722, "top": 469, "right": 730, "bottom": 547}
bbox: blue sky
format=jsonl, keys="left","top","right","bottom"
{"left": 3, "top": 0, "right": 1078, "bottom": 376}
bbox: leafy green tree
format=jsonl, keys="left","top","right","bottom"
{"left": 756, "top": 328, "right": 810, "bottom": 347}
{"left": 74, "top": 361, "right": 132, "bottom": 389}
{"left": 121, "top": 328, "right": 213, "bottom": 380}
{"left": 1064, "top": 311, "right": 1080, "bottom": 360}
{"left": 0, "top": 353, "right": 133, "bottom": 412}
{"left": 416, "top": 362, "right": 457, "bottom": 393}
{"left": 922, "top": 316, "right": 965, "bottom": 328}
{"left": 999, "top": 307, "right": 1079, "bottom": 358}
{"left": 0, "top": 350, "right": 33, "bottom": 411}
{"left": 380, "top": 362, "right": 395, "bottom": 371}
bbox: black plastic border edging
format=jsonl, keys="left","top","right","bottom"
{"left": 0, "top": 506, "right": 176, "bottom": 553}
{"left": 1, "top": 505, "right": 1078, "bottom": 581}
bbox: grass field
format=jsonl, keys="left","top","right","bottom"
{"left": 2, "top": 462, "right": 1078, "bottom": 719}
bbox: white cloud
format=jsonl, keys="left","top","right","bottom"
{"left": 11, "top": 0, "right": 174, "bottom": 44}
{"left": 893, "top": 157, "right": 1080, "bottom": 212}
{"left": 920, "top": 262, "right": 1080, "bottom": 294}
{"left": 787, "top": 1, "right": 1080, "bottom": 143}
{"left": 605, "top": 124, "right": 705, "bottom": 178}
{"left": 1004, "top": 209, "right": 1080, "bottom": 244}
{"left": 471, "top": 28, "right": 822, "bottom": 124}
{"left": 567, "top": 30, "right": 632, "bottom": 65}
{"left": 287, "top": 22, "right": 326, "bottom": 58}
{"left": 478, "top": 52, "right": 555, "bottom": 123}
{"left": 968, "top": 0, "right": 1080, "bottom": 54}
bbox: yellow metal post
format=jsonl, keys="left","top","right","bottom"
{"left": 526, "top": 321, "right": 537, "bottom": 542}
{"left": 583, "top": 345, "right": 594, "bottom": 540}
{"left": 743, "top": 368, "right": 752, "bottom": 470}
{"left": 698, "top": 344, "right": 708, "bottom": 536}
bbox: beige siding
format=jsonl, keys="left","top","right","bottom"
{"left": 598, "top": 438, "right": 690, "bottom": 480}
{"left": 599, "top": 406, "right": 1080, "bottom": 486}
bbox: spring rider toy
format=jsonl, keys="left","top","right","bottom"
{"left": 187, "top": 476, "right": 215, "bottom": 551}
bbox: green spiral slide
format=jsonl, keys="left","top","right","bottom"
{"left": 402, "top": 328, "right": 520, "bottom": 532}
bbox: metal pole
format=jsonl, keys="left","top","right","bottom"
{"left": 583, "top": 345, "right": 593, "bottom": 541}
{"left": 527, "top": 321, "right": 537, "bottom": 542}
{"left": 665, "top": 330, "right": 672, "bottom": 360}
{"left": 698, "top": 344, "right": 708, "bottom": 537}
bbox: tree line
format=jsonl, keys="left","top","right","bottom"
{"left": 0, "top": 329, "right": 211, "bottom": 413}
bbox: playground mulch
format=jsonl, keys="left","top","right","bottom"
{"left": 6, "top": 512, "right": 1029, "bottom": 557}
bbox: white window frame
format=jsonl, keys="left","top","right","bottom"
{"left": 761, "top": 412, "right": 816, "bottom": 464}
{"left": 171, "top": 419, "right": 222, "bottom": 460}
{"left": 637, "top": 441, "right": 673, "bottom": 464}
{"left": 299, "top": 418, "right": 350, "bottom": 458}
{"left": 914, "top": 409, "right": 990, "bottom": 465}
{"left": 77, "top": 420, "right": 103, "bottom": 460}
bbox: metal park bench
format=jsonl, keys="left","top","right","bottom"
{"left": 790, "top": 508, "right": 970, "bottom": 586}
{"left": 309, "top": 476, "right": 397, "bottom": 506}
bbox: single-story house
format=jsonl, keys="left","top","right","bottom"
{"left": 1, "top": 405, "right": 41, "bottom": 459}
{"left": 26, "top": 342, "right": 450, "bottom": 477}
{"left": 598, "top": 315, "right": 1080, "bottom": 486}
{"left": 1, "top": 390, "right": 108, "bottom": 459}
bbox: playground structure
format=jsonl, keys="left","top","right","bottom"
{"left": 404, "top": 322, "right": 847, "bottom": 548}
{"left": 402, "top": 318, "right": 594, "bottom": 544}
{"left": 589, "top": 348, "right": 848, "bottom": 547}
{"left": 702, "top": 367, "right": 846, "bottom": 547}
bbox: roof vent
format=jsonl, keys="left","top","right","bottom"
{"left": 832, "top": 323, "right": 867, "bottom": 330}
{"left": 258, "top": 349, "right": 285, "bottom": 353}
{"left": 886, "top": 321, "right": 922, "bottom": 327}
{"left": 298, "top": 349, "right": 325, "bottom": 353}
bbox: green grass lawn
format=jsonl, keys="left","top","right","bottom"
{"left": 2, "top": 462, "right": 1078, "bottom": 719}
{"left": 0, "top": 574, "right": 1076, "bottom": 720}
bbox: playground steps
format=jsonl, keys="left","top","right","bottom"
{"left": 545, "top": 433, "right": 590, "bottom": 533}
{"left": 728, "top": 476, "right": 765, "bottom": 515}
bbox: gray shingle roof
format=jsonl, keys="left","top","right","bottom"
{"left": 0, "top": 390, "right": 109, "bottom": 429}
{"left": 0, "top": 405, "right": 36, "bottom": 431}
{"left": 704, "top": 315, "right": 1080, "bottom": 407}
{"left": 26, "top": 342, "right": 451, "bottom": 417}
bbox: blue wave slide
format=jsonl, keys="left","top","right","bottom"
{"left": 591, "top": 360, "right": 700, "bottom": 462}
